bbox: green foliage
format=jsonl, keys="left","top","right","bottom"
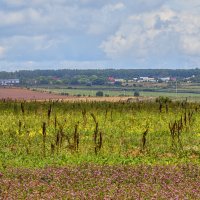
{"left": 2, "top": 68, "right": 200, "bottom": 80}
{"left": 134, "top": 90, "right": 140, "bottom": 97}
{"left": 114, "top": 81, "right": 122, "bottom": 86}
{"left": 0, "top": 100, "right": 199, "bottom": 168}
{"left": 156, "top": 96, "right": 171, "bottom": 103}
{"left": 92, "top": 78, "right": 105, "bottom": 85}
{"left": 96, "top": 91, "right": 104, "bottom": 97}
{"left": 3, "top": 68, "right": 200, "bottom": 86}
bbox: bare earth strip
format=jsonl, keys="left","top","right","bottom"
{"left": 0, "top": 165, "right": 199, "bottom": 199}
{"left": 0, "top": 87, "right": 155, "bottom": 102}
{"left": 0, "top": 87, "right": 70, "bottom": 100}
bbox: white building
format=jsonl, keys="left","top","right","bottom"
{"left": 160, "top": 77, "right": 170, "bottom": 82}
{"left": 138, "top": 77, "right": 156, "bottom": 82}
{"left": 114, "top": 79, "right": 126, "bottom": 83}
{"left": 0, "top": 79, "right": 20, "bottom": 85}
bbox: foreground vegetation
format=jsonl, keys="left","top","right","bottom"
{"left": 0, "top": 99, "right": 199, "bottom": 168}
{"left": 0, "top": 99, "right": 199, "bottom": 199}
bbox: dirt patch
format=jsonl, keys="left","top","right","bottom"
{"left": 0, "top": 87, "right": 71, "bottom": 100}
{"left": 65, "top": 96, "right": 155, "bottom": 102}
{"left": 0, "top": 87, "right": 155, "bottom": 102}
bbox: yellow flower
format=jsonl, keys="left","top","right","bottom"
{"left": 29, "top": 131, "right": 36, "bottom": 137}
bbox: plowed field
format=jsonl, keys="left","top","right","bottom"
{"left": 0, "top": 87, "right": 154, "bottom": 102}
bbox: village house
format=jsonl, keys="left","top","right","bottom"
{"left": 0, "top": 79, "right": 20, "bottom": 86}
{"left": 114, "top": 79, "right": 126, "bottom": 83}
{"left": 138, "top": 77, "right": 156, "bottom": 82}
{"left": 159, "top": 77, "right": 170, "bottom": 82}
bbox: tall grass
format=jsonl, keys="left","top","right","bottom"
{"left": 0, "top": 99, "right": 199, "bottom": 167}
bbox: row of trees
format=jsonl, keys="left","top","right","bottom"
{"left": 1, "top": 68, "right": 200, "bottom": 85}
{"left": 20, "top": 75, "right": 107, "bottom": 86}
{"left": 1, "top": 68, "right": 200, "bottom": 79}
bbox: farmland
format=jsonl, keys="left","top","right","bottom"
{"left": 0, "top": 98, "right": 199, "bottom": 198}
{"left": 31, "top": 85, "right": 200, "bottom": 102}
{"left": 0, "top": 87, "right": 71, "bottom": 100}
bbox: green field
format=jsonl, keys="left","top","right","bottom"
{"left": 0, "top": 99, "right": 199, "bottom": 199}
{"left": 32, "top": 87, "right": 200, "bottom": 102}
{"left": 0, "top": 99, "right": 199, "bottom": 168}
{"left": 32, "top": 87, "right": 135, "bottom": 96}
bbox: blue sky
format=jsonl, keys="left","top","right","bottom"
{"left": 0, "top": 0, "right": 200, "bottom": 71}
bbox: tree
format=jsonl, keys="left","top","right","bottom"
{"left": 92, "top": 78, "right": 105, "bottom": 85}
{"left": 114, "top": 81, "right": 122, "bottom": 86}
{"left": 96, "top": 91, "right": 104, "bottom": 97}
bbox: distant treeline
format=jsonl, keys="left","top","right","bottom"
{"left": 1, "top": 68, "right": 200, "bottom": 78}
{"left": 1, "top": 68, "right": 200, "bottom": 85}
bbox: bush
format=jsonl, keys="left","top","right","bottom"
{"left": 96, "top": 91, "right": 104, "bottom": 97}
{"left": 60, "top": 92, "right": 69, "bottom": 96}
{"left": 134, "top": 90, "right": 140, "bottom": 97}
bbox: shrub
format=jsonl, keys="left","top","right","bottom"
{"left": 96, "top": 91, "right": 104, "bottom": 97}
{"left": 60, "top": 92, "right": 69, "bottom": 96}
{"left": 134, "top": 90, "right": 140, "bottom": 97}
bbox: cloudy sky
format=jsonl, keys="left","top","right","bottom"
{"left": 0, "top": 0, "right": 200, "bottom": 71}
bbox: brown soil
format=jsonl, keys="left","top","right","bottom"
{"left": 0, "top": 87, "right": 70, "bottom": 100}
{"left": 0, "top": 87, "right": 155, "bottom": 102}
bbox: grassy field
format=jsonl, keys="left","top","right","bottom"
{"left": 32, "top": 87, "right": 200, "bottom": 102}
{"left": 32, "top": 87, "right": 135, "bottom": 96}
{"left": 0, "top": 100, "right": 199, "bottom": 167}
{"left": 140, "top": 91, "right": 200, "bottom": 101}
{"left": 0, "top": 99, "right": 199, "bottom": 198}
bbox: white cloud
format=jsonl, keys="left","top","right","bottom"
{"left": 181, "top": 35, "right": 200, "bottom": 56}
{"left": 0, "top": 8, "right": 46, "bottom": 27}
{"left": 105, "top": 2, "right": 125, "bottom": 12}
{"left": 3, "top": 0, "right": 66, "bottom": 7}
{"left": 3, "top": 0, "right": 25, "bottom": 6}
{"left": 87, "top": 2, "right": 125, "bottom": 35}
{"left": 100, "top": 7, "right": 174, "bottom": 58}
{"left": 0, "top": 46, "right": 6, "bottom": 58}
{"left": 0, "top": 59, "right": 112, "bottom": 71}
{"left": 0, "top": 11, "right": 25, "bottom": 26}
{"left": 7, "top": 34, "right": 66, "bottom": 48}
{"left": 100, "top": 5, "right": 200, "bottom": 63}
{"left": 168, "top": 0, "right": 200, "bottom": 10}
{"left": 1, "top": 0, "right": 200, "bottom": 69}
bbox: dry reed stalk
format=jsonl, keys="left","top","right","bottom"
{"left": 21, "top": 102, "right": 25, "bottom": 114}
{"left": 18, "top": 120, "right": 22, "bottom": 135}
{"left": 169, "top": 117, "right": 184, "bottom": 149}
{"left": 73, "top": 124, "right": 79, "bottom": 152}
{"left": 141, "top": 128, "right": 149, "bottom": 150}
{"left": 91, "top": 113, "right": 103, "bottom": 155}
{"left": 51, "top": 143, "right": 55, "bottom": 155}
{"left": 82, "top": 109, "right": 87, "bottom": 126}
{"left": 47, "top": 104, "right": 52, "bottom": 123}
{"left": 42, "top": 122, "right": 46, "bottom": 157}
{"left": 94, "top": 122, "right": 98, "bottom": 155}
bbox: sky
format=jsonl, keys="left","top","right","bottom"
{"left": 0, "top": 0, "right": 200, "bottom": 71}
